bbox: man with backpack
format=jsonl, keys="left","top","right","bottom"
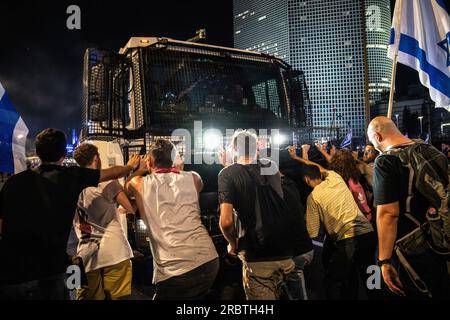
{"left": 218, "top": 130, "right": 295, "bottom": 300}
{"left": 368, "top": 116, "right": 450, "bottom": 299}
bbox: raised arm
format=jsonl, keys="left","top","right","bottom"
{"left": 124, "top": 175, "right": 146, "bottom": 219}
{"left": 99, "top": 155, "right": 141, "bottom": 183}
{"left": 301, "top": 144, "right": 310, "bottom": 161}
{"left": 315, "top": 143, "right": 332, "bottom": 163}
{"left": 116, "top": 191, "right": 135, "bottom": 214}
{"left": 288, "top": 145, "right": 327, "bottom": 174}
{"left": 124, "top": 155, "right": 148, "bottom": 196}
{"left": 330, "top": 144, "right": 337, "bottom": 157}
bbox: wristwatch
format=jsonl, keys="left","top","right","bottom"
{"left": 377, "top": 258, "right": 392, "bottom": 267}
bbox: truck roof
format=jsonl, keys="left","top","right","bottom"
{"left": 119, "top": 37, "right": 287, "bottom": 65}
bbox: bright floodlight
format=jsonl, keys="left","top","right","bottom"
{"left": 203, "top": 130, "right": 222, "bottom": 149}
{"left": 272, "top": 134, "right": 286, "bottom": 145}
{"left": 138, "top": 219, "right": 147, "bottom": 231}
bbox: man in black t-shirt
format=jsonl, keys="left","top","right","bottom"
{"left": 368, "top": 117, "right": 449, "bottom": 299}
{"left": 218, "top": 130, "right": 294, "bottom": 300}
{"left": 0, "top": 128, "right": 140, "bottom": 300}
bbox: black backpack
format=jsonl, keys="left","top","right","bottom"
{"left": 386, "top": 140, "right": 450, "bottom": 253}
{"left": 241, "top": 164, "right": 296, "bottom": 258}
{"left": 385, "top": 140, "right": 450, "bottom": 297}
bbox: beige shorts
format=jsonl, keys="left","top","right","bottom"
{"left": 241, "top": 258, "right": 295, "bottom": 300}
{"left": 76, "top": 259, "right": 132, "bottom": 300}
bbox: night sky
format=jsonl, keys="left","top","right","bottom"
{"left": 1, "top": 1, "right": 445, "bottom": 138}
{"left": 0, "top": 0, "right": 233, "bottom": 138}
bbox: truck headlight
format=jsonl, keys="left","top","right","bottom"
{"left": 272, "top": 134, "right": 286, "bottom": 145}
{"left": 203, "top": 130, "right": 222, "bottom": 150}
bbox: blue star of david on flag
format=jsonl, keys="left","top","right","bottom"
{"left": 437, "top": 34, "right": 450, "bottom": 67}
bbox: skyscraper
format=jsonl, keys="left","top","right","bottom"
{"left": 233, "top": 0, "right": 392, "bottom": 139}
{"left": 365, "top": 0, "right": 392, "bottom": 105}
{"left": 233, "top": 0, "right": 290, "bottom": 61}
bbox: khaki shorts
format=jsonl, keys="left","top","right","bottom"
{"left": 76, "top": 259, "right": 132, "bottom": 300}
{"left": 241, "top": 258, "right": 295, "bottom": 300}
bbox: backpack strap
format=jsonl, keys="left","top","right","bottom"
{"left": 384, "top": 145, "right": 421, "bottom": 227}
{"left": 31, "top": 167, "right": 55, "bottom": 216}
{"left": 404, "top": 163, "right": 421, "bottom": 227}
{"left": 239, "top": 163, "right": 267, "bottom": 186}
{"left": 394, "top": 246, "right": 432, "bottom": 298}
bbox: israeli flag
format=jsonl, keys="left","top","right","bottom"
{"left": 0, "top": 82, "right": 28, "bottom": 174}
{"left": 340, "top": 128, "right": 353, "bottom": 149}
{"left": 388, "top": 0, "right": 450, "bottom": 110}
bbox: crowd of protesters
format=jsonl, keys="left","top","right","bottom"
{"left": 0, "top": 116, "right": 449, "bottom": 300}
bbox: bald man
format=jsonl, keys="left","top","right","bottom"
{"left": 367, "top": 116, "right": 449, "bottom": 299}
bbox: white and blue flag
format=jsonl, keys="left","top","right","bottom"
{"left": 0, "top": 82, "right": 28, "bottom": 174}
{"left": 388, "top": 0, "right": 450, "bottom": 110}
{"left": 340, "top": 128, "right": 353, "bottom": 149}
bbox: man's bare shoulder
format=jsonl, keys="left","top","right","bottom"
{"left": 190, "top": 170, "right": 202, "bottom": 181}
{"left": 132, "top": 175, "right": 144, "bottom": 183}
{"left": 189, "top": 171, "right": 203, "bottom": 192}
{"left": 128, "top": 175, "right": 144, "bottom": 192}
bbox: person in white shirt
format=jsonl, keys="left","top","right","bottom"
{"left": 125, "top": 139, "right": 219, "bottom": 300}
{"left": 72, "top": 143, "right": 136, "bottom": 300}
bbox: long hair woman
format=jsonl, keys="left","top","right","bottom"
{"left": 329, "top": 149, "right": 372, "bottom": 221}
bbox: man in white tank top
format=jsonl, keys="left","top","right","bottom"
{"left": 125, "top": 139, "right": 219, "bottom": 300}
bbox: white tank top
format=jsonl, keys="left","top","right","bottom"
{"left": 141, "top": 171, "right": 218, "bottom": 283}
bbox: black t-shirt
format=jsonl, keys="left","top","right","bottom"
{"left": 373, "top": 154, "right": 429, "bottom": 238}
{"left": 0, "top": 165, "right": 100, "bottom": 285}
{"left": 281, "top": 176, "right": 313, "bottom": 256}
{"left": 218, "top": 161, "right": 291, "bottom": 261}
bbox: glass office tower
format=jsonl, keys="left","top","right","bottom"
{"left": 234, "top": 0, "right": 392, "bottom": 139}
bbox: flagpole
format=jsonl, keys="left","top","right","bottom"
{"left": 387, "top": 0, "right": 403, "bottom": 119}
{"left": 387, "top": 54, "right": 398, "bottom": 119}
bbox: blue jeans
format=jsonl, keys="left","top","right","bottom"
{"left": 286, "top": 250, "right": 314, "bottom": 300}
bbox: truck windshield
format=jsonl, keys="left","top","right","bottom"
{"left": 142, "top": 49, "right": 289, "bottom": 131}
